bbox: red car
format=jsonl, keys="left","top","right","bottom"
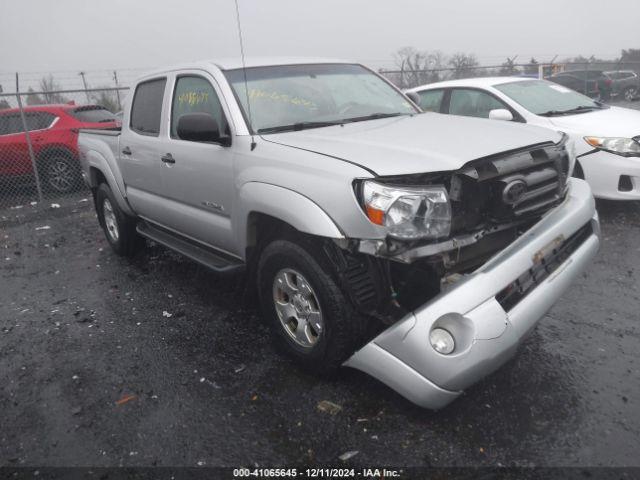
{"left": 0, "top": 104, "right": 119, "bottom": 193}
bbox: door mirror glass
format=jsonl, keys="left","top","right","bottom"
{"left": 488, "top": 108, "right": 514, "bottom": 121}
{"left": 177, "top": 113, "right": 225, "bottom": 144}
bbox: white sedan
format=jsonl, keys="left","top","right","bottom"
{"left": 406, "top": 78, "right": 640, "bottom": 200}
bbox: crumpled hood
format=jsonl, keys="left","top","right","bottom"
{"left": 549, "top": 106, "right": 640, "bottom": 138}
{"left": 263, "top": 113, "right": 562, "bottom": 176}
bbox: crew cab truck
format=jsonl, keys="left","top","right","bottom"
{"left": 78, "top": 58, "right": 600, "bottom": 409}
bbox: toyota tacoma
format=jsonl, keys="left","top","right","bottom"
{"left": 78, "top": 58, "right": 600, "bottom": 409}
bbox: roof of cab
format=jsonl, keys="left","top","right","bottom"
{"left": 138, "top": 57, "right": 356, "bottom": 80}
{"left": 211, "top": 57, "right": 354, "bottom": 70}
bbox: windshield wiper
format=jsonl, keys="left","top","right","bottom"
{"left": 257, "top": 121, "right": 343, "bottom": 134}
{"left": 257, "top": 112, "right": 409, "bottom": 134}
{"left": 340, "top": 112, "right": 408, "bottom": 123}
{"left": 538, "top": 105, "right": 602, "bottom": 117}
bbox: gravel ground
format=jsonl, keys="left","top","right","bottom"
{"left": 0, "top": 100, "right": 639, "bottom": 468}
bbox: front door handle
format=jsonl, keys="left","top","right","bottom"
{"left": 161, "top": 153, "right": 175, "bottom": 164}
{"left": 122, "top": 146, "right": 132, "bottom": 156}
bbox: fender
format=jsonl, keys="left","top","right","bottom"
{"left": 84, "top": 149, "right": 135, "bottom": 217}
{"left": 235, "top": 182, "right": 344, "bottom": 255}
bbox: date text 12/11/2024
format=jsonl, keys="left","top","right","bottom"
{"left": 232, "top": 468, "right": 402, "bottom": 478}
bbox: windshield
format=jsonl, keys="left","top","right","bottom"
{"left": 224, "top": 63, "right": 416, "bottom": 133}
{"left": 495, "top": 80, "right": 601, "bottom": 116}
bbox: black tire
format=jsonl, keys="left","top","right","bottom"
{"left": 95, "top": 182, "right": 143, "bottom": 257}
{"left": 258, "top": 238, "right": 363, "bottom": 374}
{"left": 39, "top": 154, "right": 82, "bottom": 194}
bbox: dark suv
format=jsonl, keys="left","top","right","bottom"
{"left": 548, "top": 69, "right": 612, "bottom": 100}
{"left": 603, "top": 70, "right": 639, "bottom": 101}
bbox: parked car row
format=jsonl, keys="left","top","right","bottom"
{"left": 0, "top": 104, "right": 119, "bottom": 194}
{"left": 407, "top": 76, "right": 640, "bottom": 200}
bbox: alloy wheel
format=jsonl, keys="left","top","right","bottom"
{"left": 102, "top": 198, "right": 119, "bottom": 243}
{"left": 272, "top": 268, "right": 324, "bottom": 348}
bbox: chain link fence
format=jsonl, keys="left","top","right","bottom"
{"left": 1, "top": 61, "right": 639, "bottom": 214}
{"left": 379, "top": 60, "right": 640, "bottom": 96}
{"left": 0, "top": 70, "right": 143, "bottom": 213}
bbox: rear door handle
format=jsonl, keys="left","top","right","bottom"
{"left": 122, "top": 146, "right": 132, "bottom": 156}
{"left": 161, "top": 153, "right": 175, "bottom": 164}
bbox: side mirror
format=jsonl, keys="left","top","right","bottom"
{"left": 488, "top": 109, "right": 514, "bottom": 122}
{"left": 177, "top": 113, "right": 228, "bottom": 145}
{"left": 405, "top": 91, "right": 421, "bottom": 107}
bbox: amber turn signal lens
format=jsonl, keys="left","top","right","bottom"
{"left": 365, "top": 206, "right": 385, "bottom": 225}
{"left": 584, "top": 137, "right": 602, "bottom": 148}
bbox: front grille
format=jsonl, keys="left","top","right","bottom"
{"left": 496, "top": 222, "right": 593, "bottom": 311}
{"left": 463, "top": 142, "right": 570, "bottom": 222}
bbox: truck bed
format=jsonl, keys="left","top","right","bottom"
{"left": 78, "top": 127, "right": 121, "bottom": 136}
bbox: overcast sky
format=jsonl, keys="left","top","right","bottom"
{"left": 1, "top": 0, "right": 637, "bottom": 77}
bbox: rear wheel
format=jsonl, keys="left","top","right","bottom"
{"left": 623, "top": 86, "right": 638, "bottom": 102}
{"left": 95, "top": 183, "right": 143, "bottom": 257}
{"left": 40, "top": 154, "right": 82, "bottom": 194}
{"left": 258, "top": 239, "right": 364, "bottom": 374}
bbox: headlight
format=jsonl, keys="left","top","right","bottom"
{"left": 584, "top": 136, "right": 640, "bottom": 156}
{"left": 360, "top": 180, "right": 451, "bottom": 240}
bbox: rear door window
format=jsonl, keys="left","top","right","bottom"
{"left": 130, "top": 78, "right": 167, "bottom": 136}
{"left": 26, "top": 112, "right": 56, "bottom": 131}
{"left": 449, "top": 89, "right": 507, "bottom": 119}
{"left": 416, "top": 89, "right": 445, "bottom": 112}
{"left": 0, "top": 113, "right": 23, "bottom": 135}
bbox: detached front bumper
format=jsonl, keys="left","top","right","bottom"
{"left": 344, "top": 178, "right": 600, "bottom": 409}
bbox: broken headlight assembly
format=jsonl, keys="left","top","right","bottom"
{"left": 584, "top": 136, "right": 640, "bottom": 157}
{"left": 358, "top": 180, "right": 452, "bottom": 240}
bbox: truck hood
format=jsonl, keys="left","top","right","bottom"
{"left": 548, "top": 106, "right": 640, "bottom": 138}
{"left": 263, "top": 113, "right": 562, "bottom": 176}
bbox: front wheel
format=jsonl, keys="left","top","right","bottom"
{"left": 95, "top": 183, "right": 143, "bottom": 257}
{"left": 258, "top": 239, "right": 363, "bottom": 374}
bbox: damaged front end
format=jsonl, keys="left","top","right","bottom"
{"left": 343, "top": 137, "right": 573, "bottom": 318}
{"left": 335, "top": 137, "right": 600, "bottom": 409}
{"left": 357, "top": 136, "right": 572, "bottom": 265}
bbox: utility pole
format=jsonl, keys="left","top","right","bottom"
{"left": 113, "top": 70, "right": 122, "bottom": 111}
{"left": 78, "top": 71, "right": 90, "bottom": 103}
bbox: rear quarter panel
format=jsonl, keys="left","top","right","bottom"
{"left": 78, "top": 131, "right": 134, "bottom": 215}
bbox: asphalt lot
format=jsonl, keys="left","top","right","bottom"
{"left": 1, "top": 101, "right": 639, "bottom": 469}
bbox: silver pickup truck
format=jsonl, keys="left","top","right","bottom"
{"left": 78, "top": 58, "right": 600, "bottom": 409}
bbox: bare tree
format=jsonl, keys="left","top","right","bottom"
{"left": 499, "top": 57, "right": 521, "bottom": 76}
{"left": 38, "top": 75, "right": 69, "bottom": 104}
{"left": 91, "top": 88, "right": 119, "bottom": 113}
{"left": 25, "top": 87, "right": 44, "bottom": 106}
{"left": 393, "top": 47, "right": 446, "bottom": 88}
{"left": 621, "top": 49, "right": 640, "bottom": 62}
{"left": 448, "top": 52, "right": 479, "bottom": 79}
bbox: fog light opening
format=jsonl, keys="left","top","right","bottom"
{"left": 430, "top": 328, "right": 455, "bottom": 355}
{"left": 618, "top": 175, "right": 633, "bottom": 192}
